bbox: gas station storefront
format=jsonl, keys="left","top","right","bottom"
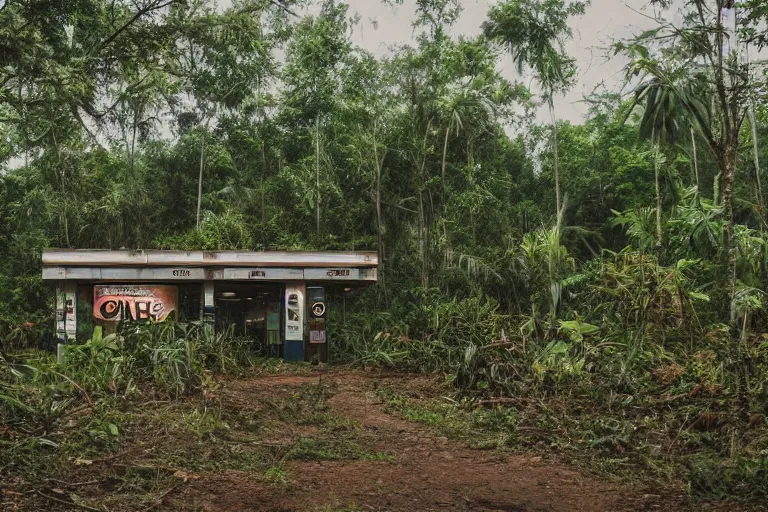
{"left": 42, "top": 250, "right": 378, "bottom": 362}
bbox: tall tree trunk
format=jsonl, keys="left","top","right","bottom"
{"left": 196, "top": 129, "right": 206, "bottom": 230}
{"left": 550, "top": 98, "right": 561, "bottom": 216}
{"left": 261, "top": 183, "right": 266, "bottom": 237}
{"left": 441, "top": 120, "right": 451, "bottom": 202}
{"left": 20, "top": 80, "right": 28, "bottom": 169}
{"left": 315, "top": 114, "right": 321, "bottom": 238}
{"left": 654, "top": 144, "right": 662, "bottom": 243}
{"left": 691, "top": 127, "right": 700, "bottom": 189}
{"left": 745, "top": 47, "right": 767, "bottom": 281}
{"left": 261, "top": 141, "right": 267, "bottom": 246}
{"left": 719, "top": 3, "right": 737, "bottom": 299}
{"left": 414, "top": 120, "right": 432, "bottom": 289}
{"left": 424, "top": 196, "right": 431, "bottom": 288}
{"left": 721, "top": 144, "right": 737, "bottom": 307}
{"left": 372, "top": 122, "right": 384, "bottom": 283}
{"left": 130, "top": 108, "right": 138, "bottom": 178}
{"left": 418, "top": 189, "right": 428, "bottom": 288}
{"left": 748, "top": 108, "right": 764, "bottom": 225}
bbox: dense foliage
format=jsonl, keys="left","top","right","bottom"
{"left": 3, "top": 0, "right": 768, "bottom": 503}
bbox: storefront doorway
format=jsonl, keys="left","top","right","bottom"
{"left": 214, "top": 283, "right": 282, "bottom": 356}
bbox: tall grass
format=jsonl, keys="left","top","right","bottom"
{"left": 331, "top": 293, "right": 506, "bottom": 372}
{"left": 0, "top": 321, "right": 255, "bottom": 436}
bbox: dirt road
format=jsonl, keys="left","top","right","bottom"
{"left": 13, "top": 368, "right": 727, "bottom": 511}
{"left": 163, "top": 370, "right": 691, "bottom": 512}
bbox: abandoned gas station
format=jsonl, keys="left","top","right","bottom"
{"left": 42, "top": 249, "right": 378, "bottom": 362}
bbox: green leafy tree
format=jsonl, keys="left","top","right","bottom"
{"left": 280, "top": 0, "right": 352, "bottom": 238}
{"left": 483, "top": 0, "right": 587, "bottom": 216}
{"left": 617, "top": 0, "right": 768, "bottom": 305}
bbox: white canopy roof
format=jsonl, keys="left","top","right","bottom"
{"left": 42, "top": 249, "right": 377, "bottom": 268}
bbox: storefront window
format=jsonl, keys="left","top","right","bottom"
{"left": 76, "top": 285, "right": 94, "bottom": 342}
{"left": 177, "top": 284, "right": 202, "bottom": 322}
{"left": 214, "top": 284, "right": 282, "bottom": 355}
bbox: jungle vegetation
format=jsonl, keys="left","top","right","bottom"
{"left": 3, "top": 0, "right": 768, "bottom": 505}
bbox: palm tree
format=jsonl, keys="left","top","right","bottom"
{"left": 619, "top": 1, "right": 757, "bottom": 308}
{"left": 628, "top": 76, "right": 689, "bottom": 243}
{"left": 438, "top": 86, "right": 498, "bottom": 200}
{"left": 483, "top": 0, "right": 586, "bottom": 216}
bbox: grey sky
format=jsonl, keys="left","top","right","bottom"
{"left": 327, "top": 0, "right": 657, "bottom": 122}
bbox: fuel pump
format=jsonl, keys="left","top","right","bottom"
{"left": 307, "top": 286, "right": 327, "bottom": 363}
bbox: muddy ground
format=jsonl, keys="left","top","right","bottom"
{"left": 5, "top": 368, "right": 743, "bottom": 511}
{"left": 174, "top": 372, "right": 666, "bottom": 512}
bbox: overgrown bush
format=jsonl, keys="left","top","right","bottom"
{"left": 0, "top": 321, "right": 255, "bottom": 437}
{"left": 331, "top": 289, "right": 508, "bottom": 372}
{"left": 336, "top": 243, "right": 768, "bottom": 500}
{"left": 689, "top": 455, "right": 768, "bottom": 500}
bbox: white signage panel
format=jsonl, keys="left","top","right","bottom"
{"left": 285, "top": 284, "right": 304, "bottom": 341}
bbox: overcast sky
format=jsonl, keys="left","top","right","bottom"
{"left": 307, "top": 0, "right": 659, "bottom": 122}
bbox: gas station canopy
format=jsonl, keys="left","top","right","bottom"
{"left": 42, "top": 249, "right": 378, "bottom": 282}
{"left": 42, "top": 249, "right": 378, "bottom": 362}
